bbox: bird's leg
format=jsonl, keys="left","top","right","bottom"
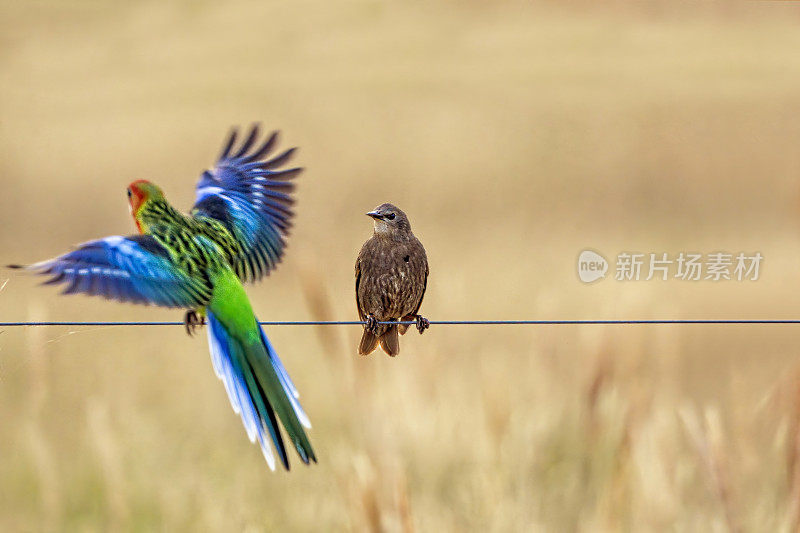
{"left": 365, "top": 314, "right": 379, "bottom": 334}
{"left": 184, "top": 309, "right": 206, "bottom": 336}
{"left": 415, "top": 314, "right": 430, "bottom": 334}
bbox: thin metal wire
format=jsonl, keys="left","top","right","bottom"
{"left": 1, "top": 319, "right": 800, "bottom": 327}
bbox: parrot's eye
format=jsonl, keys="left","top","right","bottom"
{"left": 386, "top": 213, "right": 396, "bottom": 220}
{"left": 127, "top": 189, "right": 132, "bottom": 199}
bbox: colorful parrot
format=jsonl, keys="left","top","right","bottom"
{"left": 9, "top": 125, "right": 315, "bottom": 471}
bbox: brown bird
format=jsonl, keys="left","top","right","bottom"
{"left": 355, "top": 203, "right": 429, "bottom": 356}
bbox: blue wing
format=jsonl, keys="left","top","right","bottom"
{"left": 12, "top": 235, "right": 212, "bottom": 308}
{"left": 191, "top": 124, "right": 301, "bottom": 283}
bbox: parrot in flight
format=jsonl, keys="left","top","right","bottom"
{"left": 9, "top": 125, "right": 315, "bottom": 471}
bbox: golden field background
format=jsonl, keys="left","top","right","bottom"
{"left": 3, "top": 1, "right": 800, "bottom": 530}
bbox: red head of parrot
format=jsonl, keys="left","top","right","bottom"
{"left": 127, "top": 180, "right": 164, "bottom": 234}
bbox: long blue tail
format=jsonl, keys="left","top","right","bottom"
{"left": 205, "top": 310, "right": 315, "bottom": 470}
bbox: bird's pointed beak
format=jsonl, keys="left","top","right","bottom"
{"left": 366, "top": 211, "right": 382, "bottom": 220}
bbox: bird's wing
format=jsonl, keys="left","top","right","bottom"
{"left": 12, "top": 235, "right": 212, "bottom": 308}
{"left": 355, "top": 257, "right": 366, "bottom": 321}
{"left": 410, "top": 260, "right": 429, "bottom": 317}
{"left": 191, "top": 124, "right": 301, "bottom": 283}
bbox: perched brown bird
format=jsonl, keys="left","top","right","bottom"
{"left": 355, "top": 203, "right": 429, "bottom": 356}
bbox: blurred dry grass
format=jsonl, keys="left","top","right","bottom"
{"left": 3, "top": 0, "right": 800, "bottom": 530}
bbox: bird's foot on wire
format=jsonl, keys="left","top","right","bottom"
{"left": 415, "top": 315, "right": 430, "bottom": 334}
{"left": 365, "top": 314, "right": 379, "bottom": 334}
{"left": 184, "top": 310, "right": 206, "bottom": 336}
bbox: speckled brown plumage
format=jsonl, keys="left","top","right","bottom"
{"left": 355, "top": 203, "right": 429, "bottom": 356}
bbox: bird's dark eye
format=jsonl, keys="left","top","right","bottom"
{"left": 387, "top": 213, "right": 396, "bottom": 220}
{"left": 127, "top": 189, "right": 132, "bottom": 198}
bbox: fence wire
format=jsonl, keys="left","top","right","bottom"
{"left": 2, "top": 319, "right": 800, "bottom": 327}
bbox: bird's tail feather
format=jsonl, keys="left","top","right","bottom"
{"left": 398, "top": 315, "right": 414, "bottom": 335}
{"left": 359, "top": 329, "right": 379, "bottom": 355}
{"left": 379, "top": 325, "right": 399, "bottom": 356}
{"left": 206, "top": 310, "right": 315, "bottom": 470}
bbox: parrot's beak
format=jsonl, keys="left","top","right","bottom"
{"left": 366, "top": 211, "right": 382, "bottom": 220}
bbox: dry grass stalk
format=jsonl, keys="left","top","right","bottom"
{"left": 297, "top": 264, "right": 346, "bottom": 359}
{"left": 86, "top": 398, "right": 130, "bottom": 528}
{"left": 25, "top": 304, "right": 62, "bottom": 530}
{"left": 396, "top": 470, "right": 415, "bottom": 533}
{"left": 679, "top": 405, "right": 740, "bottom": 533}
{"left": 781, "top": 369, "right": 800, "bottom": 533}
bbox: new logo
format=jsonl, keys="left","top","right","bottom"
{"left": 577, "top": 250, "right": 608, "bottom": 283}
